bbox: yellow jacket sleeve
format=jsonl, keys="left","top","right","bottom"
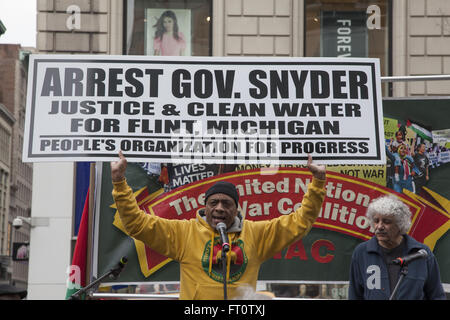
{"left": 112, "top": 179, "right": 187, "bottom": 261}
{"left": 252, "top": 177, "right": 326, "bottom": 262}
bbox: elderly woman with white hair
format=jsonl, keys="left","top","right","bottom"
{"left": 348, "top": 195, "right": 445, "bottom": 300}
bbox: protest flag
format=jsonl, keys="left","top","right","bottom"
{"left": 65, "top": 189, "right": 89, "bottom": 299}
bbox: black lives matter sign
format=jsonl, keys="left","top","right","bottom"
{"left": 23, "top": 55, "right": 385, "bottom": 164}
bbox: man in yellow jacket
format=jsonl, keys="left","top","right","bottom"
{"left": 111, "top": 151, "right": 326, "bottom": 300}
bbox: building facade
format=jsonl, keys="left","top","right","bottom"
{"left": 36, "top": 0, "right": 450, "bottom": 94}
{"left": 31, "top": 0, "right": 450, "bottom": 299}
{"left": 0, "top": 44, "right": 33, "bottom": 290}
{"left": 0, "top": 100, "right": 14, "bottom": 286}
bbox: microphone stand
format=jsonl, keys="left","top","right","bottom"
{"left": 69, "top": 257, "right": 127, "bottom": 300}
{"left": 389, "top": 264, "right": 408, "bottom": 300}
{"left": 221, "top": 245, "right": 229, "bottom": 300}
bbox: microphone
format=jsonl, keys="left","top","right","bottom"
{"left": 392, "top": 249, "right": 428, "bottom": 266}
{"left": 110, "top": 256, "right": 128, "bottom": 279}
{"left": 216, "top": 222, "right": 230, "bottom": 252}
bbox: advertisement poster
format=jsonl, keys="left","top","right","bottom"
{"left": 144, "top": 9, "right": 191, "bottom": 56}
{"left": 12, "top": 242, "right": 30, "bottom": 261}
{"left": 93, "top": 98, "right": 449, "bottom": 286}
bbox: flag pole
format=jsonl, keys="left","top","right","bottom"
{"left": 85, "top": 162, "right": 96, "bottom": 292}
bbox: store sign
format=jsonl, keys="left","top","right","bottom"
{"left": 24, "top": 55, "right": 384, "bottom": 165}
{"left": 321, "top": 11, "right": 368, "bottom": 57}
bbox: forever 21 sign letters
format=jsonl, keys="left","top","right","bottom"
{"left": 23, "top": 55, "right": 385, "bottom": 165}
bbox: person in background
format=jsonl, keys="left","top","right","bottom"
{"left": 348, "top": 195, "right": 445, "bottom": 300}
{"left": 392, "top": 143, "right": 417, "bottom": 193}
{"left": 413, "top": 143, "right": 430, "bottom": 194}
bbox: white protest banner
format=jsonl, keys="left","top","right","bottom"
{"left": 23, "top": 55, "right": 385, "bottom": 164}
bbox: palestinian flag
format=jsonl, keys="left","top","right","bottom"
{"left": 65, "top": 189, "right": 89, "bottom": 299}
{"left": 409, "top": 122, "right": 433, "bottom": 142}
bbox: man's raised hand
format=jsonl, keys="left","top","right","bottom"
{"left": 307, "top": 154, "right": 326, "bottom": 180}
{"left": 111, "top": 150, "right": 128, "bottom": 182}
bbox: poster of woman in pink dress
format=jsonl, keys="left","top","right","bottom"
{"left": 145, "top": 9, "right": 191, "bottom": 56}
{"left": 142, "top": 8, "right": 192, "bottom": 186}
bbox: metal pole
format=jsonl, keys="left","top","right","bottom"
{"left": 381, "top": 75, "right": 450, "bottom": 82}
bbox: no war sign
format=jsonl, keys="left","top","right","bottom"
{"left": 23, "top": 55, "right": 384, "bottom": 165}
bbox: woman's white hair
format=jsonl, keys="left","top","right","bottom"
{"left": 366, "top": 195, "right": 412, "bottom": 234}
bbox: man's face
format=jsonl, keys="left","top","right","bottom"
{"left": 205, "top": 193, "right": 238, "bottom": 229}
{"left": 372, "top": 213, "right": 402, "bottom": 248}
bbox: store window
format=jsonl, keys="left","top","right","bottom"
{"left": 305, "top": 0, "right": 391, "bottom": 80}
{"left": 125, "top": 0, "right": 212, "bottom": 56}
